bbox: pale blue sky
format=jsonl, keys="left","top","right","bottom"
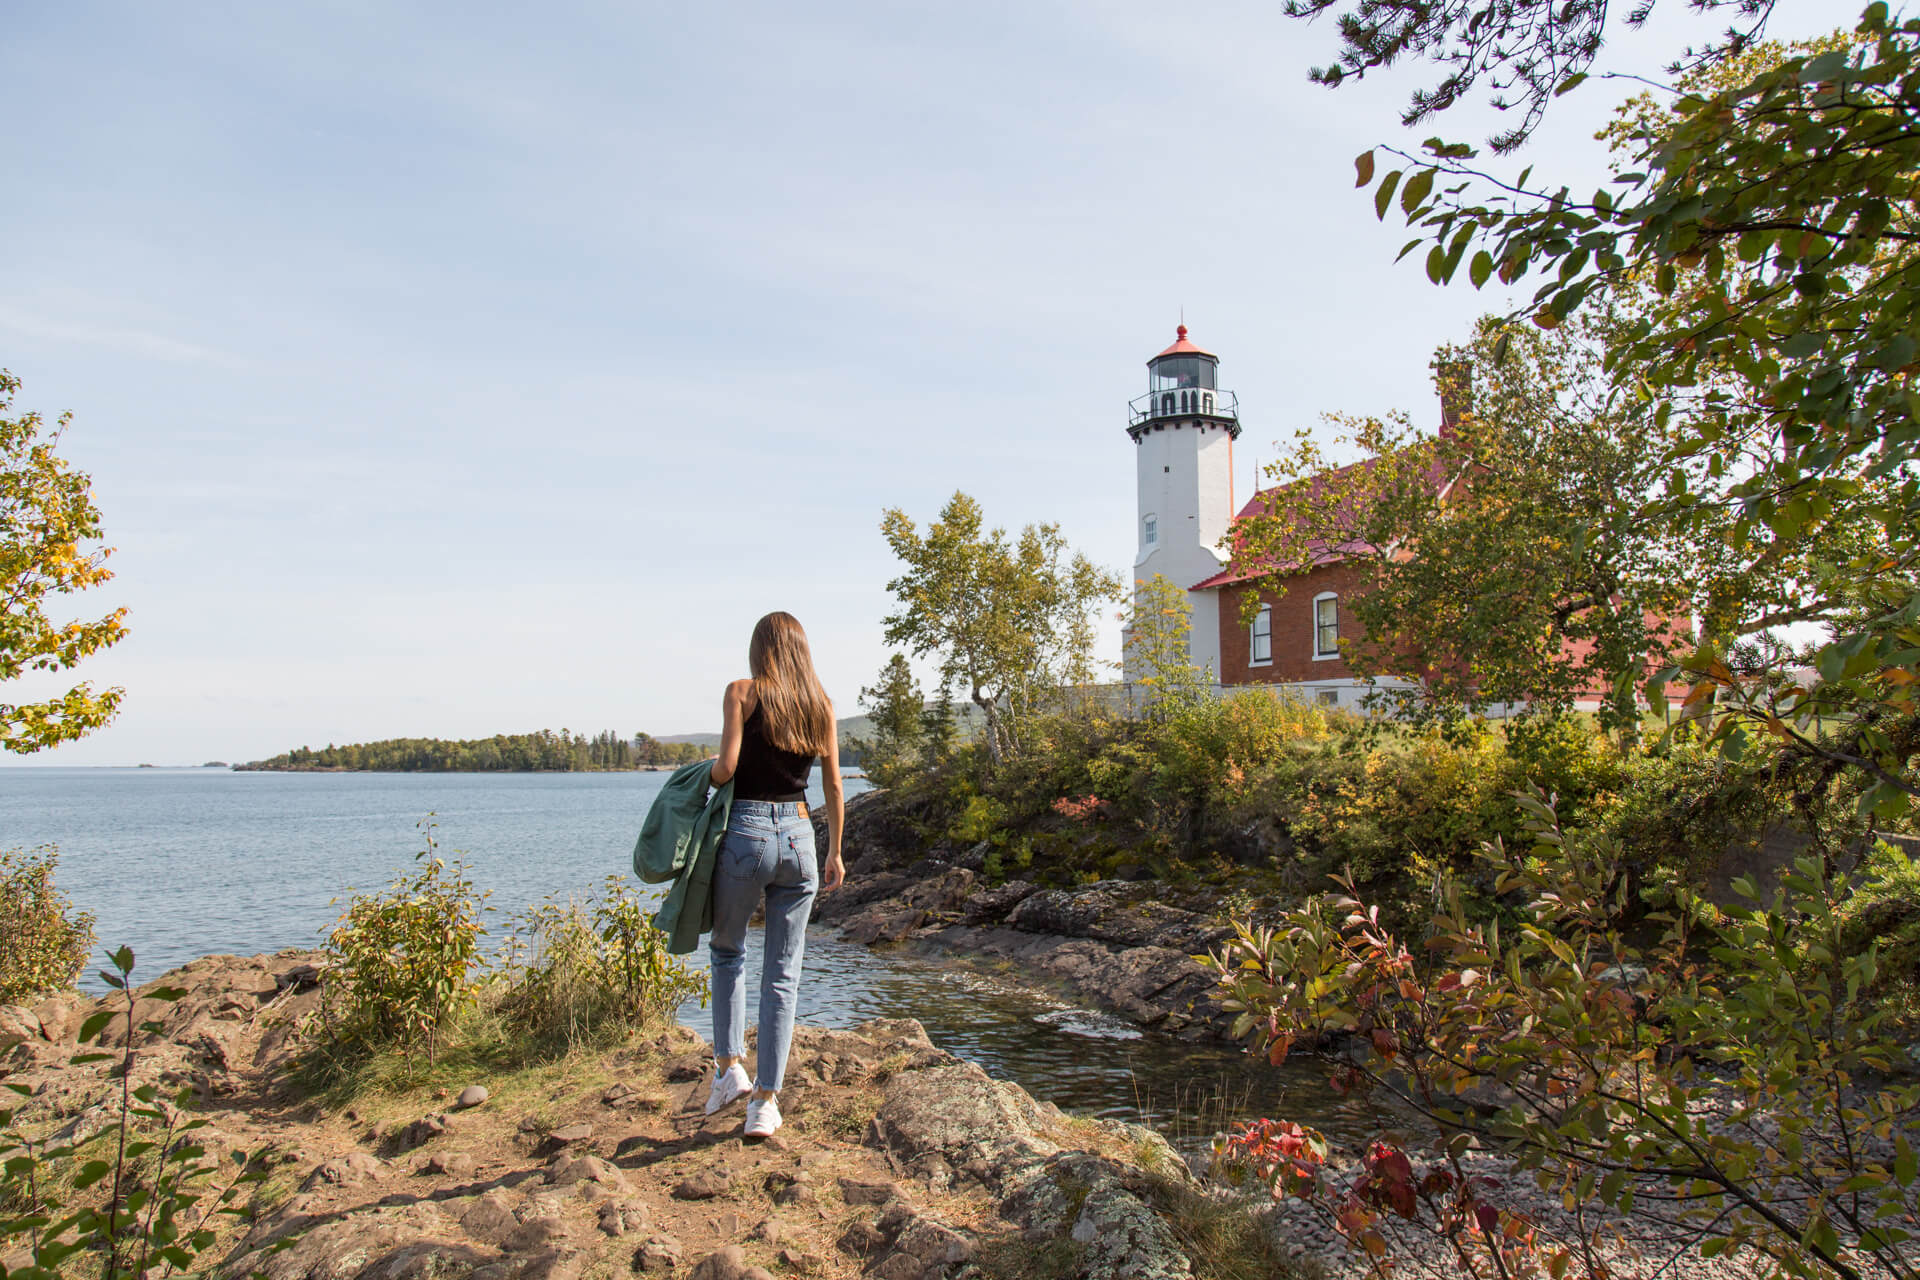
{"left": 4, "top": 0, "right": 1842, "bottom": 765}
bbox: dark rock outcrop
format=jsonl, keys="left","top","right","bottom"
{"left": 812, "top": 792, "right": 1240, "bottom": 1039}
{"left": 864, "top": 1056, "right": 1196, "bottom": 1279}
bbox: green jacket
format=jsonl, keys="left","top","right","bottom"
{"left": 634, "top": 759, "right": 734, "bottom": 955}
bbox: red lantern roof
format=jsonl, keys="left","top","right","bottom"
{"left": 1153, "top": 324, "right": 1214, "bottom": 360}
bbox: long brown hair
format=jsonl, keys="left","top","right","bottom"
{"left": 749, "top": 612, "right": 833, "bottom": 757}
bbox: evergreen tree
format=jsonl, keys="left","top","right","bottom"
{"left": 855, "top": 654, "right": 926, "bottom": 788}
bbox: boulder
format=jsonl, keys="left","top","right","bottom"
{"left": 499, "top": 1218, "right": 567, "bottom": 1253}
{"left": 866, "top": 1063, "right": 1056, "bottom": 1192}
{"left": 488, "top": 1250, "right": 582, "bottom": 1280}
{"left": 841, "top": 907, "right": 926, "bottom": 946}
{"left": 1006, "top": 883, "right": 1229, "bottom": 953}
{"left": 276, "top": 961, "right": 323, "bottom": 990}
{"left": 358, "top": 1240, "right": 499, "bottom": 1280}
{"left": 229, "top": 1217, "right": 485, "bottom": 1280}
{"left": 963, "top": 880, "right": 1038, "bottom": 923}
{"left": 1071, "top": 947, "right": 1218, "bottom": 1027}
{"left": 895, "top": 1215, "right": 971, "bottom": 1266}
{"left": 423, "top": 1151, "right": 476, "bottom": 1178}
{"left": 598, "top": 1201, "right": 649, "bottom": 1237}
{"left": 300, "top": 1151, "right": 385, "bottom": 1190}
{"left": 631, "top": 1235, "right": 683, "bottom": 1272}
{"left": 839, "top": 1176, "right": 905, "bottom": 1206}
{"left": 899, "top": 867, "right": 975, "bottom": 912}
{"left": 810, "top": 788, "right": 920, "bottom": 875}
{"left": 687, "top": 1244, "right": 775, "bottom": 1280}
{"left": 455, "top": 1085, "right": 489, "bottom": 1109}
{"left": 772, "top": 1175, "right": 815, "bottom": 1207}
{"left": 547, "top": 1154, "right": 629, "bottom": 1191}
{"left": 1006, "top": 1152, "right": 1193, "bottom": 1280}
{"left": 0, "top": 1005, "right": 38, "bottom": 1052}
{"left": 397, "top": 1112, "right": 451, "bottom": 1150}
{"left": 459, "top": 1189, "right": 521, "bottom": 1244}
{"left": 537, "top": 1122, "right": 593, "bottom": 1155}
{"left": 813, "top": 871, "right": 914, "bottom": 922}
{"left": 836, "top": 1220, "right": 888, "bottom": 1258}
{"left": 672, "top": 1169, "right": 731, "bottom": 1200}
{"left": 1064, "top": 1160, "right": 1192, "bottom": 1280}
{"left": 30, "top": 992, "right": 91, "bottom": 1042}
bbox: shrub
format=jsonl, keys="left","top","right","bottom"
{"left": 949, "top": 793, "right": 1009, "bottom": 846}
{"left": 0, "top": 846, "right": 96, "bottom": 1004}
{"left": 1, "top": 946, "right": 275, "bottom": 1279}
{"left": 499, "top": 876, "right": 707, "bottom": 1049}
{"left": 1207, "top": 785, "right": 1920, "bottom": 1278}
{"left": 311, "top": 818, "right": 489, "bottom": 1065}
{"left": 1837, "top": 838, "right": 1920, "bottom": 998}
{"left": 879, "top": 700, "right": 1657, "bottom": 911}
{"left": 1153, "top": 690, "right": 1347, "bottom": 803}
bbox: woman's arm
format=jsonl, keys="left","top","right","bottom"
{"left": 820, "top": 714, "right": 845, "bottom": 891}
{"left": 708, "top": 680, "right": 753, "bottom": 787}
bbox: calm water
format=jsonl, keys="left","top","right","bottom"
{"left": 1, "top": 767, "right": 1374, "bottom": 1148}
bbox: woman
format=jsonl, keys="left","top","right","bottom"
{"left": 703, "top": 611, "right": 845, "bottom": 1137}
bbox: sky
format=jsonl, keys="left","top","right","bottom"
{"left": 3, "top": 0, "right": 1847, "bottom": 766}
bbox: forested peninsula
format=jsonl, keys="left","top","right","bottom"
{"left": 238, "top": 729, "right": 709, "bottom": 772}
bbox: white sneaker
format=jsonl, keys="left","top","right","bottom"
{"left": 704, "top": 1062, "right": 752, "bottom": 1115}
{"left": 744, "top": 1092, "right": 782, "bottom": 1138}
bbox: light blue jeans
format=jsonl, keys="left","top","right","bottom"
{"left": 710, "top": 800, "right": 818, "bottom": 1093}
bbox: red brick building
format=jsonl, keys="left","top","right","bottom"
{"left": 1185, "top": 377, "right": 1683, "bottom": 711}
{"left": 1187, "top": 462, "right": 1439, "bottom": 709}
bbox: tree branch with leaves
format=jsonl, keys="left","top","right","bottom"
{"left": 0, "top": 370, "right": 127, "bottom": 754}
{"left": 879, "top": 492, "right": 1119, "bottom": 764}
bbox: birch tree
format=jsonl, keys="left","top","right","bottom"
{"left": 880, "top": 492, "right": 1119, "bottom": 764}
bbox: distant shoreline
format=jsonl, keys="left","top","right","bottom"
{"left": 232, "top": 763, "right": 683, "bottom": 774}
{"left": 229, "top": 764, "right": 865, "bottom": 776}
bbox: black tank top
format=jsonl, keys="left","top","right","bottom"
{"left": 733, "top": 705, "right": 814, "bottom": 802}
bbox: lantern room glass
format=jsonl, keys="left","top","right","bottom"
{"left": 1149, "top": 355, "right": 1217, "bottom": 392}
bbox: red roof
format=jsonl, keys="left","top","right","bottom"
{"left": 1153, "top": 325, "right": 1214, "bottom": 360}
{"left": 1189, "top": 453, "right": 1456, "bottom": 592}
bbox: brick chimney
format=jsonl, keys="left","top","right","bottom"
{"left": 1434, "top": 360, "right": 1472, "bottom": 438}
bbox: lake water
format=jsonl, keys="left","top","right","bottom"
{"left": 2, "top": 767, "right": 1376, "bottom": 1148}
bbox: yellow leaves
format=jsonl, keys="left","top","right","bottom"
{"left": 2, "top": 378, "right": 127, "bottom": 752}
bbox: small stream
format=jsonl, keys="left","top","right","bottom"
{"left": 674, "top": 929, "right": 1387, "bottom": 1153}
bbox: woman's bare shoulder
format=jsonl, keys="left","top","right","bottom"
{"left": 725, "top": 678, "right": 757, "bottom": 710}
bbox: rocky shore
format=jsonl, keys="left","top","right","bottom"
{"left": 0, "top": 947, "right": 1837, "bottom": 1279}
{"left": 0, "top": 951, "right": 1253, "bottom": 1280}
{"left": 811, "top": 793, "right": 1240, "bottom": 1043}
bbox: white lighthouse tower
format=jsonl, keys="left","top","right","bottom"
{"left": 1127, "top": 325, "right": 1240, "bottom": 678}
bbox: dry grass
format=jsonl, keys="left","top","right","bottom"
{"left": 303, "top": 1004, "right": 694, "bottom": 1127}
{"left": 969, "top": 1233, "right": 1090, "bottom": 1280}
{"left": 1146, "top": 1175, "right": 1319, "bottom": 1280}
{"left": 785, "top": 1085, "right": 883, "bottom": 1145}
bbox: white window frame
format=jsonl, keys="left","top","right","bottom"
{"left": 1316, "top": 688, "right": 1340, "bottom": 706}
{"left": 1312, "top": 592, "right": 1340, "bottom": 660}
{"left": 1249, "top": 604, "right": 1272, "bottom": 667}
{"left": 1143, "top": 514, "right": 1158, "bottom": 545}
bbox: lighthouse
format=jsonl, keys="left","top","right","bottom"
{"left": 1127, "top": 325, "right": 1241, "bottom": 679}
